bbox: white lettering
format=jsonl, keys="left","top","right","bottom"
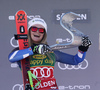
{"left": 59, "top": 85, "right": 90, "bottom": 90}
{"left": 56, "top": 13, "right": 87, "bottom": 21}
{"left": 8, "top": 16, "right": 15, "bottom": 20}
{"left": 56, "top": 13, "right": 65, "bottom": 21}
{"left": 56, "top": 14, "right": 60, "bottom": 20}
{"left": 37, "top": 80, "right": 56, "bottom": 89}
{"left": 77, "top": 14, "right": 87, "bottom": 20}
{"left": 73, "top": 85, "right": 90, "bottom": 89}
{"left": 56, "top": 38, "right": 72, "bottom": 43}
{"left": 43, "top": 82, "right": 48, "bottom": 87}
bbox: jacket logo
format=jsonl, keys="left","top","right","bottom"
{"left": 33, "top": 55, "right": 46, "bottom": 59}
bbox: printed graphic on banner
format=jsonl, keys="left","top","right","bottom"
{"left": 52, "top": 9, "right": 90, "bottom": 24}
{"left": 12, "top": 84, "right": 23, "bottom": 90}
{"left": 30, "top": 66, "right": 54, "bottom": 78}
{"left": 58, "top": 59, "right": 88, "bottom": 70}
{"left": 8, "top": 15, "right": 41, "bottom": 20}
{"left": 58, "top": 85, "right": 90, "bottom": 90}
{"left": 12, "top": 84, "right": 91, "bottom": 90}
{"left": 10, "top": 36, "right": 19, "bottom": 47}
{"left": 56, "top": 38, "right": 72, "bottom": 44}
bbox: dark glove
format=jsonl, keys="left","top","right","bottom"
{"left": 31, "top": 44, "right": 52, "bottom": 54}
{"left": 25, "top": 83, "right": 32, "bottom": 90}
{"left": 78, "top": 36, "right": 92, "bottom": 52}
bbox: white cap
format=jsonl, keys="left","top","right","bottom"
{"left": 28, "top": 17, "right": 47, "bottom": 32}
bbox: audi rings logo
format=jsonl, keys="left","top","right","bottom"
{"left": 12, "top": 84, "right": 23, "bottom": 90}
{"left": 58, "top": 59, "right": 88, "bottom": 70}
{"left": 10, "top": 36, "right": 19, "bottom": 47}
{"left": 30, "top": 67, "right": 54, "bottom": 78}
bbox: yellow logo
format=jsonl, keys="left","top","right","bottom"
{"left": 33, "top": 54, "right": 47, "bottom": 59}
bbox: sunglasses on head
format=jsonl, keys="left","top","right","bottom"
{"left": 31, "top": 27, "right": 45, "bottom": 33}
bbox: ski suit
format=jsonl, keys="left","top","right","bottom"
{"left": 8, "top": 47, "right": 86, "bottom": 90}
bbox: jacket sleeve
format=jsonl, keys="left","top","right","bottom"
{"left": 8, "top": 47, "right": 33, "bottom": 63}
{"left": 54, "top": 50, "right": 86, "bottom": 65}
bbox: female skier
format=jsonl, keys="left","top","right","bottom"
{"left": 8, "top": 17, "right": 91, "bottom": 90}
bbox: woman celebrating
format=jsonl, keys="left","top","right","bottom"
{"left": 8, "top": 17, "right": 91, "bottom": 90}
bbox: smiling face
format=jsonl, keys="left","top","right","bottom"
{"left": 30, "top": 24, "right": 45, "bottom": 44}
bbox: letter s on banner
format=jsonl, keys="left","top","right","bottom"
{"left": 58, "top": 59, "right": 88, "bottom": 70}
